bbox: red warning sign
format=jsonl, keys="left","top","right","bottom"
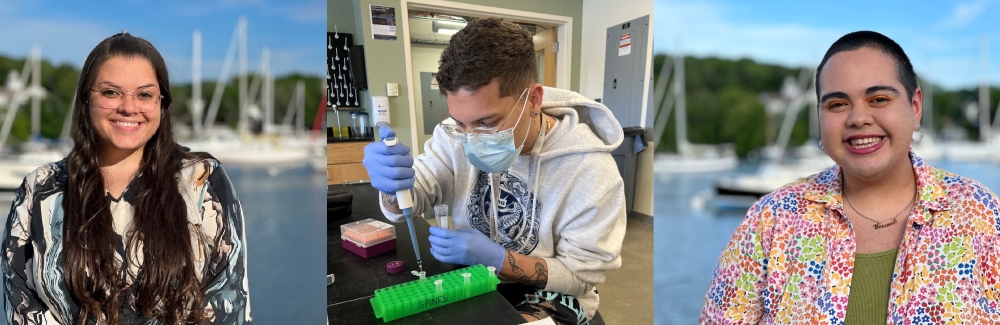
{"left": 618, "top": 33, "right": 632, "bottom": 56}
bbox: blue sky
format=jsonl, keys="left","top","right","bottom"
{"left": 0, "top": 0, "right": 325, "bottom": 83}
{"left": 654, "top": 0, "right": 1000, "bottom": 90}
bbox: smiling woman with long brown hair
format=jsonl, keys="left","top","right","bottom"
{"left": 2, "top": 32, "right": 251, "bottom": 324}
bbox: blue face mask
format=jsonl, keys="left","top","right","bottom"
{"left": 462, "top": 90, "right": 530, "bottom": 173}
{"left": 463, "top": 128, "right": 521, "bottom": 173}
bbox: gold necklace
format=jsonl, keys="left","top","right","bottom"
{"left": 844, "top": 192, "right": 916, "bottom": 229}
{"left": 520, "top": 114, "right": 550, "bottom": 156}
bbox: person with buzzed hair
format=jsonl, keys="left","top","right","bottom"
{"left": 363, "top": 17, "right": 627, "bottom": 324}
{"left": 699, "top": 30, "right": 1000, "bottom": 324}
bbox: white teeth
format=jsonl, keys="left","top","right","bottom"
{"left": 849, "top": 137, "right": 882, "bottom": 149}
{"left": 113, "top": 121, "right": 139, "bottom": 127}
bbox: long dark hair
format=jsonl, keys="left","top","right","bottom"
{"left": 64, "top": 32, "right": 212, "bottom": 324}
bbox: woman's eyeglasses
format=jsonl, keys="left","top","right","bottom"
{"left": 89, "top": 86, "right": 162, "bottom": 113}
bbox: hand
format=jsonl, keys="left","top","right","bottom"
{"left": 428, "top": 227, "right": 506, "bottom": 271}
{"left": 362, "top": 126, "right": 415, "bottom": 194}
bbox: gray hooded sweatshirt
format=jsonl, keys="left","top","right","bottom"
{"left": 379, "top": 87, "right": 627, "bottom": 320}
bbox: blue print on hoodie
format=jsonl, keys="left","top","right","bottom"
{"left": 467, "top": 171, "right": 541, "bottom": 255}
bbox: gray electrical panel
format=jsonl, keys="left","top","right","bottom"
{"left": 602, "top": 15, "right": 649, "bottom": 128}
{"left": 420, "top": 72, "right": 449, "bottom": 134}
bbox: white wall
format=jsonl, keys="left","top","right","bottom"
{"left": 410, "top": 44, "right": 447, "bottom": 150}
{"left": 581, "top": 0, "right": 655, "bottom": 218}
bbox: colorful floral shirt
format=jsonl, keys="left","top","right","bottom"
{"left": 2, "top": 158, "right": 252, "bottom": 324}
{"left": 701, "top": 152, "right": 1000, "bottom": 324}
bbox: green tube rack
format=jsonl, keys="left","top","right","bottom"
{"left": 370, "top": 264, "right": 501, "bottom": 322}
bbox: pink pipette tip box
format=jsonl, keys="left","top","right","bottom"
{"left": 341, "top": 218, "right": 397, "bottom": 258}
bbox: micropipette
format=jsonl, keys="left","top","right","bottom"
{"left": 383, "top": 136, "right": 424, "bottom": 274}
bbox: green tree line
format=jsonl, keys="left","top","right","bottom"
{"left": 0, "top": 54, "right": 322, "bottom": 145}
{"left": 653, "top": 54, "right": 1000, "bottom": 157}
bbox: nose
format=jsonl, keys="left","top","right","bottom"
{"left": 117, "top": 92, "right": 141, "bottom": 114}
{"left": 845, "top": 100, "right": 874, "bottom": 129}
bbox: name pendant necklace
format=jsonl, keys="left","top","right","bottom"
{"left": 844, "top": 192, "right": 916, "bottom": 229}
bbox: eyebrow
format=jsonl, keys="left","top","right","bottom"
{"left": 864, "top": 85, "right": 900, "bottom": 96}
{"left": 95, "top": 81, "right": 157, "bottom": 89}
{"left": 452, "top": 113, "right": 499, "bottom": 128}
{"left": 819, "top": 91, "right": 849, "bottom": 104}
{"left": 819, "top": 85, "right": 901, "bottom": 104}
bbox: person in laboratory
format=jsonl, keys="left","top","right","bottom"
{"left": 363, "top": 17, "right": 627, "bottom": 325}
{"left": 700, "top": 30, "right": 1000, "bottom": 324}
{"left": 2, "top": 32, "right": 251, "bottom": 324}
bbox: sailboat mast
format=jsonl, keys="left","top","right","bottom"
{"left": 673, "top": 52, "right": 688, "bottom": 152}
{"left": 924, "top": 77, "right": 933, "bottom": 133}
{"left": 979, "top": 34, "right": 990, "bottom": 142}
{"left": 238, "top": 16, "right": 248, "bottom": 135}
{"left": 60, "top": 92, "right": 74, "bottom": 143}
{"left": 203, "top": 19, "right": 241, "bottom": 136}
{"left": 297, "top": 80, "right": 305, "bottom": 133}
{"left": 263, "top": 47, "right": 272, "bottom": 134}
{"left": 192, "top": 30, "right": 203, "bottom": 138}
{"left": 652, "top": 55, "right": 674, "bottom": 152}
{"left": 807, "top": 69, "right": 818, "bottom": 140}
{"left": 30, "top": 46, "right": 41, "bottom": 141}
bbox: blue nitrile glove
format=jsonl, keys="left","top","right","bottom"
{"left": 362, "top": 126, "right": 415, "bottom": 194}
{"left": 428, "top": 226, "right": 507, "bottom": 271}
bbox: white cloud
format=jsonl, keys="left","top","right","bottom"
{"left": 0, "top": 14, "right": 116, "bottom": 68}
{"left": 169, "top": 0, "right": 264, "bottom": 17}
{"left": 274, "top": 2, "right": 327, "bottom": 24}
{"left": 652, "top": 0, "right": 1000, "bottom": 90}
{"left": 168, "top": 0, "right": 323, "bottom": 24}
{"left": 653, "top": 0, "right": 839, "bottom": 68}
{"left": 164, "top": 46, "right": 321, "bottom": 83}
{"left": 919, "top": 55, "right": 981, "bottom": 89}
{"left": 936, "top": 0, "right": 998, "bottom": 30}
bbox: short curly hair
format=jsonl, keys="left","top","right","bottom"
{"left": 437, "top": 17, "right": 537, "bottom": 98}
{"left": 816, "top": 31, "right": 917, "bottom": 101}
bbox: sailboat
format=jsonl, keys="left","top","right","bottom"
{"left": 178, "top": 17, "right": 314, "bottom": 168}
{"left": 942, "top": 35, "right": 1000, "bottom": 163}
{"left": 652, "top": 53, "right": 738, "bottom": 174}
{"left": 714, "top": 68, "right": 831, "bottom": 198}
{"left": 0, "top": 46, "right": 65, "bottom": 194}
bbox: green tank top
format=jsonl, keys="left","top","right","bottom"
{"left": 845, "top": 248, "right": 899, "bottom": 325}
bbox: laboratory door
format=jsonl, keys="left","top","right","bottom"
{"left": 532, "top": 26, "right": 557, "bottom": 87}
{"left": 420, "top": 72, "right": 449, "bottom": 134}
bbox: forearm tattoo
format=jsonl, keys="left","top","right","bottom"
{"left": 508, "top": 250, "right": 548, "bottom": 290}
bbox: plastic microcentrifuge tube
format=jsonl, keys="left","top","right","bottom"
{"left": 462, "top": 272, "right": 472, "bottom": 295}
{"left": 434, "top": 279, "right": 444, "bottom": 292}
{"left": 487, "top": 266, "right": 496, "bottom": 276}
{"left": 412, "top": 270, "right": 427, "bottom": 280}
{"left": 461, "top": 273, "right": 471, "bottom": 284}
{"left": 433, "top": 204, "right": 451, "bottom": 230}
{"left": 370, "top": 265, "right": 502, "bottom": 322}
{"left": 327, "top": 274, "right": 335, "bottom": 285}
